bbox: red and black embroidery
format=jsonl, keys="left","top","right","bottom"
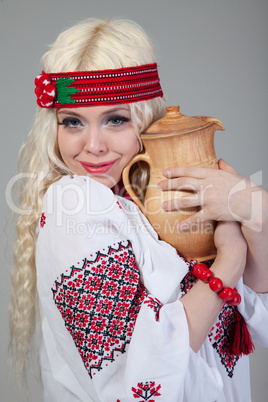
{"left": 180, "top": 259, "right": 241, "bottom": 378}
{"left": 180, "top": 263, "right": 198, "bottom": 294}
{"left": 132, "top": 381, "right": 161, "bottom": 401}
{"left": 144, "top": 296, "right": 162, "bottom": 321}
{"left": 208, "top": 305, "right": 240, "bottom": 377}
{"left": 40, "top": 212, "right": 46, "bottom": 227}
{"left": 52, "top": 240, "right": 147, "bottom": 377}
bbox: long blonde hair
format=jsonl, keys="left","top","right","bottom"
{"left": 9, "top": 18, "right": 166, "bottom": 380}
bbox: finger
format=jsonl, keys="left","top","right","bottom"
{"left": 161, "top": 194, "right": 201, "bottom": 211}
{"left": 218, "top": 159, "right": 239, "bottom": 174}
{"left": 176, "top": 210, "right": 206, "bottom": 232}
{"left": 162, "top": 166, "right": 210, "bottom": 179}
{"left": 158, "top": 177, "right": 201, "bottom": 192}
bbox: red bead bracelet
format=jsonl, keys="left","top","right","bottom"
{"left": 192, "top": 263, "right": 241, "bottom": 306}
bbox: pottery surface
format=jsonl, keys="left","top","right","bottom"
{"left": 122, "top": 106, "right": 224, "bottom": 261}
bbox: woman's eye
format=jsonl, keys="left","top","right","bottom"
{"left": 58, "top": 117, "right": 82, "bottom": 128}
{"left": 107, "top": 115, "right": 130, "bottom": 126}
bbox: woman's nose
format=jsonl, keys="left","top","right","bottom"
{"left": 83, "top": 126, "right": 107, "bottom": 154}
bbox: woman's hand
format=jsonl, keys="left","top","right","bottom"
{"left": 213, "top": 221, "right": 247, "bottom": 286}
{"left": 214, "top": 220, "right": 247, "bottom": 258}
{"left": 180, "top": 221, "right": 247, "bottom": 352}
{"left": 158, "top": 159, "right": 259, "bottom": 230}
{"left": 158, "top": 159, "right": 268, "bottom": 292}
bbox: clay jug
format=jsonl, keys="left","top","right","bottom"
{"left": 122, "top": 106, "right": 224, "bottom": 261}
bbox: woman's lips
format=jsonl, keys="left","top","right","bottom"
{"left": 78, "top": 159, "right": 117, "bottom": 174}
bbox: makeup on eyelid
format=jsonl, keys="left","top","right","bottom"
{"left": 57, "top": 105, "right": 139, "bottom": 188}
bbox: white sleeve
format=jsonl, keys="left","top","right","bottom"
{"left": 126, "top": 297, "right": 223, "bottom": 402}
{"left": 237, "top": 279, "right": 268, "bottom": 346}
{"left": 39, "top": 314, "right": 89, "bottom": 402}
{"left": 36, "top": 175, "right": 223, "bottom": 401}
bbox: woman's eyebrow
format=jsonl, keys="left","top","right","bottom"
{"left": 57, "top": 106, "right": 131, "bottom": 119}
{"left": 102, "top": 107, "right": 130, "bottom": 115}
{"left": 57, "top": 110, "right": 82, "bottom": 117}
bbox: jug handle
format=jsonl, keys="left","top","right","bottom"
{"left": 122, "top": 152, "right": 151, "bottom": 213}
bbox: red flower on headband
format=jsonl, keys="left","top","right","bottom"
{"left": 35, "top": 72, "right": 57, "bottom": 108}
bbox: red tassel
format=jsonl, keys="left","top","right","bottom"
{"left": 228, "top": 310, "right": 255, "bottom": 356}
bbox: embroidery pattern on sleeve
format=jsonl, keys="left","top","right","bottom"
{"left": 40, "top": 212, "right": 46, "bottom": 227}
{"left": 180, "top": 259, "right": 240, "bottom": 378}
{"left": 208, "top": 305, "right": 239, "bottom": 378}
{"left": 144, "top": 296, "right": 162, "bottom": 321}
{"left": 51, "top": 240, "right": 147, "bottom": 377}
{"left": 132, "top": 381, "right": 161, "bottom": 401}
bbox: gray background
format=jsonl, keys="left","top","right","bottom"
{"left": 1, "top": 0, "right": 267, "bottom": 401}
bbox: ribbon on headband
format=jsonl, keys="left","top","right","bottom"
{"left": 34, "top": 63, "right": 163, "bottom": 108}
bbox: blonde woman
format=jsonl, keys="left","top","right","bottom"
{"left": 10, "top": 18, "right": 268, "bottom": 401}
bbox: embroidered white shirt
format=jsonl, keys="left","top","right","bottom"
{"left": 36, "top": 175, "right": 268, "bottom": 402}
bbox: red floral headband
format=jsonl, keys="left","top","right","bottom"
{"left": 34, "top": 63, "right": 163, "bottom": 108}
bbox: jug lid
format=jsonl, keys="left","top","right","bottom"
{"left": 144, "top": 105, "right": 208, "bottom": 134}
